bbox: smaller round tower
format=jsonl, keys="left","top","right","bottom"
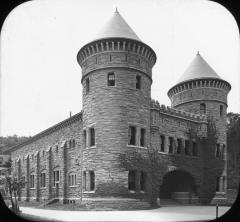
{"left": 168, "top": 52, "right": 231, "bottom": 196}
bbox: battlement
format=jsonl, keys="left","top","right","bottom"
{"left": 150, "top": 99, "right": 207, "bottom": 122}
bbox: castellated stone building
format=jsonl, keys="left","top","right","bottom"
{"left": 7, "top": 10, "right": 231, "bottom": 205}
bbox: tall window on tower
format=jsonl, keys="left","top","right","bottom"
{"left": 200, "top": 103, "right": 206, "bottom": 114}
{"left": 140, "top": 128, "right": 146, "bottom": 147}
{"left": 220, "top": 105, "right": 223, "bottom": 117}
{"left": 89, "top": 128, "right": 95, "bottom": 147}
{"left": 128, "top": 126, "right": 136, "bottom": 145}
{"left": 86, "top": 78, "right": 90, "bottom": 94}
{"left": 128, "top": 170, "right": 136, "bottom": 191}
{"left": 108, "top": 72, "right": 115, "bottom": 86}
{"left": 136, "top": 75, "right": 141, "bottom": 89}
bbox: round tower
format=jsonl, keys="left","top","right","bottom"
{"left": 77, "top": 10, "right": 156, "bottom": 196}
{"left": 168, "top": 52, "right": 231, "bottom": 140}
{"left": 168, "top": 52, "right": 231, "bottom": 195}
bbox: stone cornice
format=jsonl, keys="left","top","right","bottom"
{"left": 77, "top": 38, "right": 157, "bottom": 69}
{"left": 168, "top": 78, "right": 231, "bottom": 98}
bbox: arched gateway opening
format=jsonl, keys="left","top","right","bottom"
{"left": 160, "top": 170, "right": 197, "bottom": 204}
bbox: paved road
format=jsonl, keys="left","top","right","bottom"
{"left": 19, "top": 206, "right": 231, "bottom": 221}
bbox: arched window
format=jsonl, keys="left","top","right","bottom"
{"left": 200, "top": 103, "right": 206, "bottom": 114}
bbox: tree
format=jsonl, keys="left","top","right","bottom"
{"left": 0, "top": 158, "right": 25, "bottom": 212}
{"left": 119, "top": 147, "right": 169, "bottom": 206}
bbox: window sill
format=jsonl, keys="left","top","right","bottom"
{"left": 216, "top": 192, "right": 226, "bottom": 195}
{"left": 128, "top": 190, "right": 136, "bottom": 193}
{"left": 86, "top": 146, "right": 96, "bottom": 149}
{"left": 127, "top": 145, "right": 147, "bottom": 149}
{"left": 40, "top": 187, "right": 47, "bottom": 189}
{"left": 30, "top": 188, "right": 36, "bottom": 190}
{"left": 69, "top": 185, "right": 77, "bottom": 188}
{"left": 83, "top": 191, "right": 95, "bottom": 193}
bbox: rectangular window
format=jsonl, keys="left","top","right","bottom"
{"left": 89, "top": 128, "right": 95, "bottom": 147}
{"left": 200, "top": 103, "right": 206, "bottom": 114}
{"left": 169, "top": 137, "right": 174, "bottom": 153}
{"left": 216, "top": 176, "right": 220, "bottom": 192}
{"left": 128, "top": 170, "right": 135, "bottom": 191}
{"left": 160, "top": 135, "right": 165, "bottom": 152}
{"left": 22, "top": 176, "right": 26, "bottom": 188}
{"left": 216, "top": 144, "right": 220, "bottom": 158}
{"left": 136, "top": 75, "right": 141, "bottom": 89}
{"left": 140, "top": 172, "right": 146, "bottom": 191}
{"left": 83, "top": 171, "right": 86, "bottom": 191}
{"left": 128, "top": 126, "right": 136, "bottom": 145}
{"left": 90, "top": 171, "right": 95, "bottom": 191}
{"left": 177, "top": 139, "right": 182, "bottom": 154}
{"left": 83, "top": 130, "right": 87, "bottom": 147}
{"left": 86, "top": 78, "right": 90, "bottom": 94}
{"left": 185, "top": 140, "right": 190, "bottom": 155}
{"left": 108, "top": 72, "right": 115, "bottom": 86}
{"left": 53, "top": 170, "right": 60, "bottom": 187}
{"left": 68, "top": 173, "right": 77, "bottom": 186}
{"left": 40, "top": 172, "right": 46, "bottom": 188}
{"left": 192, "top": 141, "right": 198, "bottom": 156}
{"left": 221, "top": 144, "right": 225, "bottom": 159}
{"left": 140, "top": 128, "right": 146, "bottom": 147}
{"left": 220, "top": 105, "right": 223, "bottom": 117}
{"left": 30, "top": 174, "right": 35, "bottom": 188}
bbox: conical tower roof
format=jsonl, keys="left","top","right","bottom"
{"left": 177, "top": 52, "right": 222, "bottom": 83}
{"left": 93, "top": 9, "right": 141, "bottom": 42}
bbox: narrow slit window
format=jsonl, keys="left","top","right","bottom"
{"left": 90, "top": 171, "right": 95, "bottom": 191}
{"left": 89, "top": 128, "right": 95, "bottom": 147}
{"left": 136, "top": 75, "right": 141, "bottom": 89}
{"left": 140, "top": 128, "right": 146, "bottom": 147}
{"left": 86, "top": 78, "right": 90, "bottom": 94}
{"left": 160, "top": 135, "right": 165, "bottom": 152}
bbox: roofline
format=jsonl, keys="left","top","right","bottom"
{"left": 167, "top": 77, "right": 231, "bottom": 97}
{"left": 7, "top": 111, "right": 83, "bottom": 153}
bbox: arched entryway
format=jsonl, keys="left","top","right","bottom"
{"left": 160, "top": 170, "right": 197, "bottom": 203}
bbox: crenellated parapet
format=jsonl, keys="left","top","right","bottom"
{"left": 77, "top": 38, "right": 156, "bottom": 80}
{"left": 150, "top": 99, "right": 207, "bottom": 122}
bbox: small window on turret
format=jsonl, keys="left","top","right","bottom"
{"left": 136, "top": 75, "right": 141, "bottom": 89}
{"left": 200, "top": 103, "right": 206, "bottom": 114}
{"left": 108, "top": 72, "right": 115, "bottom": 86}
{"left": 86, "top": 78, "right": 90, "bottom": 94}
{"left": 220, "top": 105, "right": 223, "bottom": 117}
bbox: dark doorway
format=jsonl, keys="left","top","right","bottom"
{"left": 159, "top": 170, "right": 196, "bottom": 199}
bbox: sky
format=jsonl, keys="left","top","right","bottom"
{"left": 0, "top": 0, "right": 239, "bottom": 137}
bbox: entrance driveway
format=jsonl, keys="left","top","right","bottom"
{"left": 19, "top": 205, "right": 230, "bottom": 221}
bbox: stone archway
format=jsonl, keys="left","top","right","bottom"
{"left": 159, "top": 170, "right": 197, "bottom": 204}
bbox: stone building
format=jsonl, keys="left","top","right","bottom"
{"left": 6, "top": 10, "right": 231, "bottom": 204}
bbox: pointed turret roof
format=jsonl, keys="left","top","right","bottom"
{"left": 177, "top": 52, "right": 222, "bottom": 83}
{"left": 93, "top": 9, "right": 141, "bottom": 42}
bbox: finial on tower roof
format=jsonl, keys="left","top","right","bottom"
{"left": 115, "top": 7, "right": 119, "bottom": 13}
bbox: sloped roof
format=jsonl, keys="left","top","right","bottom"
{"left": 93, "top": 9, "right": 141, "bottom": 42}
{"left": 177, "top": 52, "right": 222, "bottom": 83}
